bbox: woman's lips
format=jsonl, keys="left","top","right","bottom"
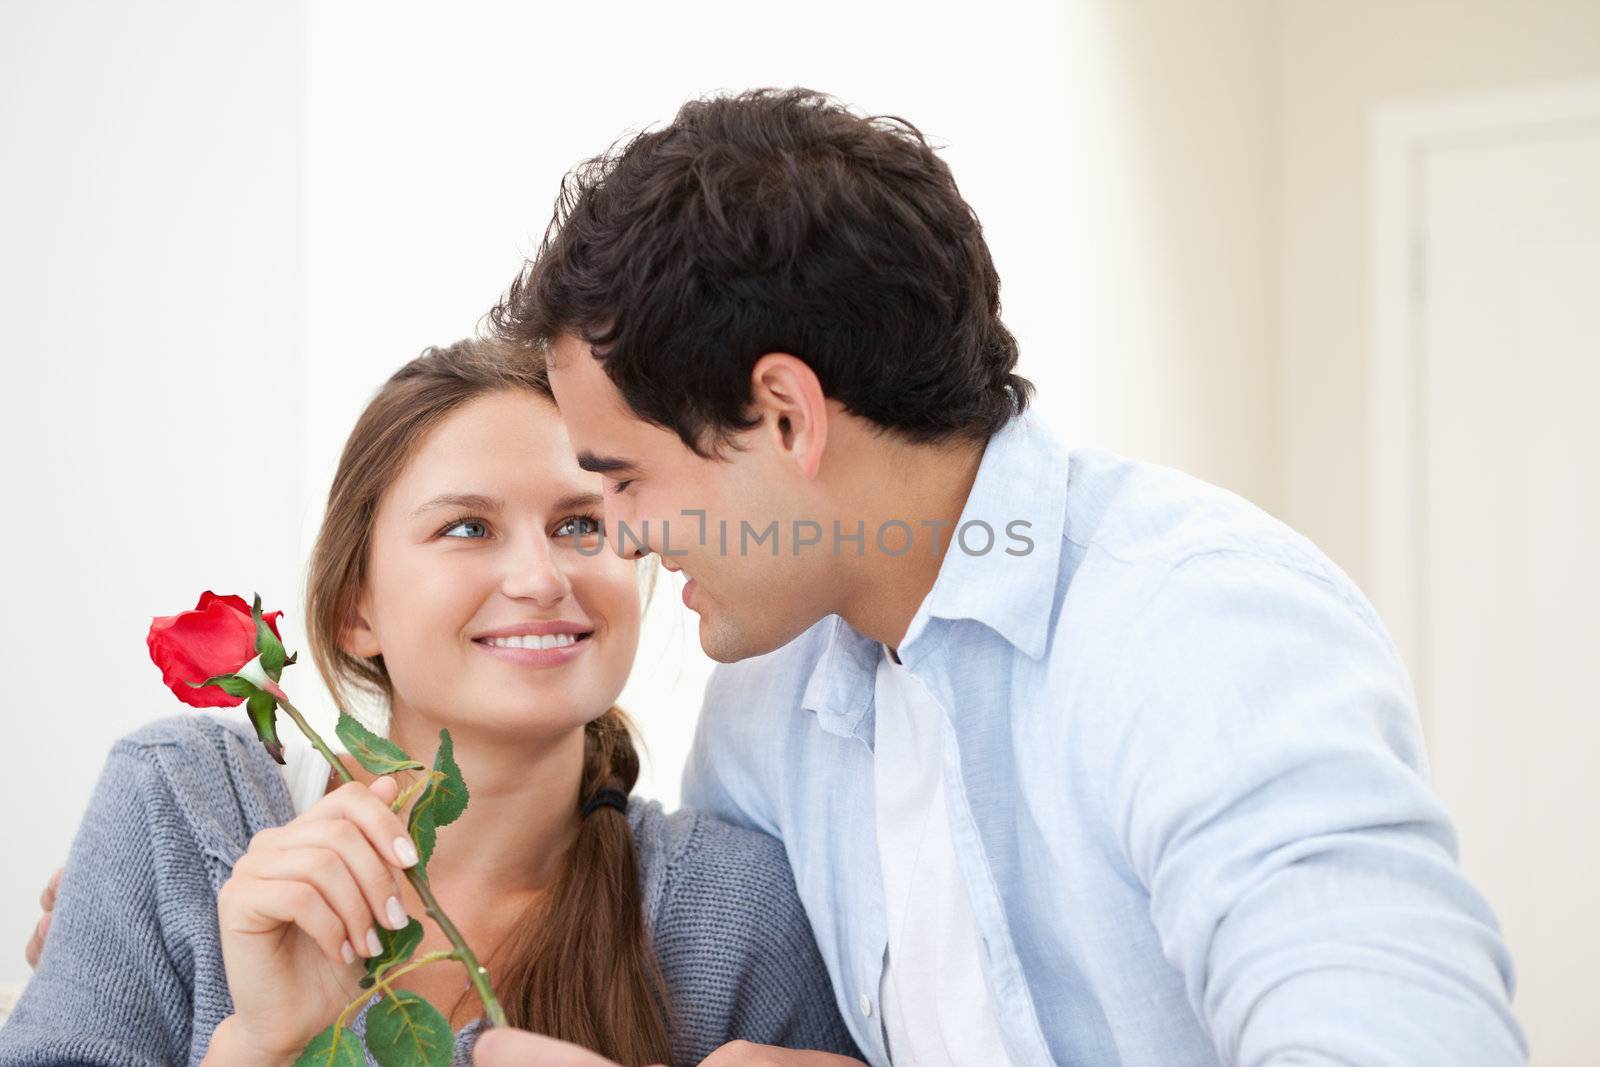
{"left": 472, "top": 633, "right": 592, "bottom": 668}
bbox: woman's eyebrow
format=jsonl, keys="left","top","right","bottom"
{"left": 550, "top": 491, "right": 604, "bottom": 513}
{"left": 412, "top": 492, "right": 504, "bottom": 517}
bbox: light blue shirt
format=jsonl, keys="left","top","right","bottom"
{"left": 682, "top": 412, "right": 1526, "bottom": 1066}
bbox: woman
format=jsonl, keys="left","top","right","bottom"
{"left": 0, "top": 340, "right": 861, "bottom": 1066}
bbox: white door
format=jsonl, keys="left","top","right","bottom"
{"left": 1376, "top": 85, "right": 1600, "bottom": 1066}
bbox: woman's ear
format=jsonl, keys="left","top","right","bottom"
{"left": 339, "top": 598, "right": 381, "bottom": 658}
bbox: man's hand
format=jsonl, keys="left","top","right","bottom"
{"left": 472, "top": 1031, "right": 865, "bottom": 1067}
{"left": 23, "top": 867, "right": 63, "bottom": 969}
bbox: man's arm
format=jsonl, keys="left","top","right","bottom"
{"left": 1101, "top": 550, "right": 1526, "bottom": 1066}
{"left": 681, "top": 663, "right": 781, "bottom": 836}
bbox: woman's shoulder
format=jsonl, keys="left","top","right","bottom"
{"left": 0, "top": 715, "right": 268, "bottom": 1062}
{"left": 626, "top": 801, "right": 860, "bottom": 1060}
{"left": 114, "top": 708, "right": 251, "bottom": 754}
{"left": 113, "top": 709, "right": 282, "bottom": 781}
{"left": 108, "top": 712, "right": 296, "bottom": 866}
{"left": 626, "top": 799, "right": 813, "bottom": 989}
{"left": 627, "top": 799, "right": 796, "bottom": 910}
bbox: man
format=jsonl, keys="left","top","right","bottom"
{"left": 474, "top": 88, "right": 1525, "bottom": 1066}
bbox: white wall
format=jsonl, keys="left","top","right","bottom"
{"left": 0, "top": 1, "right": 306, "bottom": 989}
{"left": 1069, "top": 0, "right": 1279, "bottom": 510}
{"left": 1276, "top": 0, "right": 1600, "bottom": 589}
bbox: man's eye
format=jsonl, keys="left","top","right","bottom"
{"left": 441, "top": 518, "right": 489, "bottom": 539}
{"left": 555, "top": 515, "right": 604, "bottom": 539}
{"left": 608, "top": 478, "right": 634, "bottom": 495}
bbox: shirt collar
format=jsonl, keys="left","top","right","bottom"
{"left": 799, "top": 412, "right": 1069, "bottom": 735}
{"left": 800, "top": 614, "right": 882, "bottom": 741}
{"left": 902, "top": 411, "right": 1068, "bottom": 663}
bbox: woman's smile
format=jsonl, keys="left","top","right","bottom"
{"left": 471, "top": 625, "right": 596, "bottom": 668}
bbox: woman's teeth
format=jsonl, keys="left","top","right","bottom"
{"left": 480, "top": 633, "right": 581, "bottom": 650}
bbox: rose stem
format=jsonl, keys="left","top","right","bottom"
{"left": 332, "top": 949, "right": 456, "bottom": 1037}
{"left": 274, "top": 695, "right": 510, "bottom": 1029}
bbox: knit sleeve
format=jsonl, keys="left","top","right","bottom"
{"left": 652, "top": 814, "right": 862, "bottom": 1063}
{"left": 0, "top": 741, "right": 215, "bottom": 1066}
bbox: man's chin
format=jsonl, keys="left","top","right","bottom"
{"left": 696, "top": 610, "right": 815, "bottom": 664}
{"left": 695, "top": 611, "right": 745, "bottom": 664}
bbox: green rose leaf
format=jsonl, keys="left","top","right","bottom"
{"left": 364, "top": 990, "right": 453, "bottom": 1067}
{"left": 421, "top": 730, "right": 469, "bottom": 829}
{"left": 186, "top": 668, "right": 281, "bottom": 764}
{"left": 405, "top": 730, "right": 469, "bottom": 876}
{"left": 408, "top": 798, "right": 438, "bottom": 875}
{"left": 404, "top": 730, "right": 470, "bottom": 874}
{"left": 250, "top": 593, "right": 289, "bottom": 680}
{"left": 293, "top": 1023, "right": 366, "bottom": 1067}
{"left": 246, "top": 689, "right": 285, "bottom": 765}
{"left": 189, "top": 674, "right": 258, "bottom": 699}
{"left": 336, "top": 712, "right": 425, "bottom": 776}
{"left": 361, "top": 917, "right": 424, "bottom": 990}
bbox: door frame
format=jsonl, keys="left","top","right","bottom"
{"left": 1368, "top": 79, "right": 1600, "bottom": 735}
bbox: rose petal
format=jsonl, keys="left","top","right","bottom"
{"left": 194, "top": 590, "right": 284, "bottom": 640}
{"left": 148, "top": 593, "right": 266, "bottom": 709}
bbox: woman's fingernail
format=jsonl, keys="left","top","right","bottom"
{"left": 393, "top": 836, "right": 419, "bottom": 867}
{"left": 341, "top": 940, "right": 356, "bottom": 965}
{"left": 366, "top": 928, "right": 384, "bottom": 957}
{"left": 386, "top": 896, "right": 407, "bottom": 930}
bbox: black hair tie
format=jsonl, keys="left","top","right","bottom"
{"left": 581, "top": 787, "right": 629, "bottom": 818}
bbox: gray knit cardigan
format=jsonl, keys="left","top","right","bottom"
{"left": 0, "top": 715, "right": 860, "bottom": 1066}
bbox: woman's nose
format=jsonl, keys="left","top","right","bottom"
{"left": 500, "top": 536, "right": 572, "bottom": 605}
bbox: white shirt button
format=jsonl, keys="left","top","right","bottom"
{"left": 859, "top": 992, "right": 873, "bottom": 1017}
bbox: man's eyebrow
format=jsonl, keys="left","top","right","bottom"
{"left": 411, "top": 492, "right": 504, "bottom": 517}
{"left": 576, "top": 452, "right": 639, "bottom": 476}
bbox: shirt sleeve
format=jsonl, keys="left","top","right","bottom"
{"left": 1101, "top": 550, "right": 1527, "bottom": 1067}
{"left": 0, "top": 742, "right": 209, "bottom": 1066}
{"left": 681, "top": 663, "right": 781, "bottom": 838}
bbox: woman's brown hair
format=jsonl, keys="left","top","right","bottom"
{"left": 304, "top": 338, "right": 672, "bottom": 1065}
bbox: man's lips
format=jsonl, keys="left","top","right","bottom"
{"left": 655, "top": 556, "right": 700, "bottom": 611}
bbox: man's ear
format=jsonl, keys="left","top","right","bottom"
{"left": 339, "top": 598, "right": 381, "bottom": 658}
{"left": 748, "top": 353, "right": 829, "bottom": 479}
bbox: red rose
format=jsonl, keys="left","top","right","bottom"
{"left": 147, "top": 591, "right": 284, "bottom": 709}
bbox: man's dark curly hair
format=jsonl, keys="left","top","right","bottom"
{"left": 489, "top": 87, "right": 1033, "bottom": 457}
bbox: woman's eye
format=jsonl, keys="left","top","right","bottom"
{"left": 441, "top": 518, "right": 489, "bottom": 539}
{"left": 554, "top": 515, "right": 604, "bottom": 539}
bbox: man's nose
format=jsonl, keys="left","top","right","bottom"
{"left": 601, "top": 495, "right": 651, "bottom": 561}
